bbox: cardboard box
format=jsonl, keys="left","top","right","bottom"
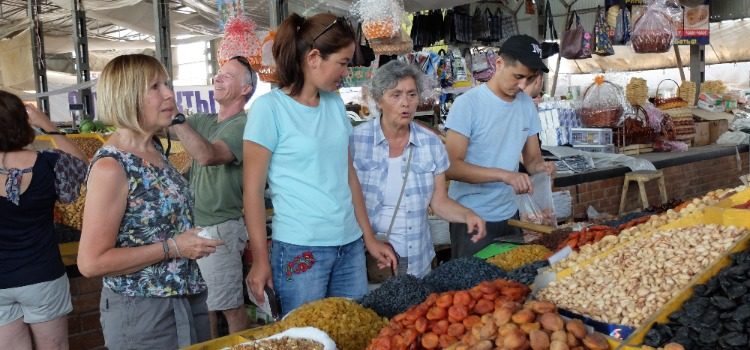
{"left": 693, "top": 121, "right": 710, "bottom": 146}
{"left": 709, "top": 119, "right": 729, "bottom": 144}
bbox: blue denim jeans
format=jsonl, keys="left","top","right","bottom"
{"left": 271, "top": 237, "right": 368, "bottom": 317}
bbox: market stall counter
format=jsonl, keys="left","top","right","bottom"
{"left": 553, "top": 144, "right": 750, "bottom": 218}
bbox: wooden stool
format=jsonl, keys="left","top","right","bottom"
{"left": 618, "top": 170, "right": 668, "bottom": 214}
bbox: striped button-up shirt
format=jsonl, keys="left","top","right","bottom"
{"left": 350, "top": 117, "right": 449, "bottom": 277}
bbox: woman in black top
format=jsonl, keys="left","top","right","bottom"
{"left": 0, "top": 90, "right": 86, "bottom": 349}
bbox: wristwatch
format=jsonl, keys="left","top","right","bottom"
{"left": 170, "top": 113, "right": 186, "bottom": 126}
{"left": 40, "top": 128, "right": 66, "bottom": 135}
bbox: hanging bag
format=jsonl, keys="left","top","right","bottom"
{"left": 351, "top": 22, "right": 375, "bottom": 67}
{"left": 543, "top": 0, "right": 558, "bottom": 42}
{"left": 500, "top": 8, "right": 519, "bottom": 40}
{"left": 560, "top": 11, "right": 584, "bottom": 59}
{"left": 471, "top": 7, "right": 487, "bottom": 42}
{"left": 614, "top": 7, "right": 631, "bottom": 45}
{"left": 471, "top": 49, "right": 496, "bottom": 82}
{"left": 593, "top": 6, "right": 615, "bottom": 56}
{"left": 491, "top": 8, "right": 504, "bottom": 42}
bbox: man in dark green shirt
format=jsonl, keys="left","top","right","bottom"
{"left": 171, "top": 56, "right": 256, "bottom": 334}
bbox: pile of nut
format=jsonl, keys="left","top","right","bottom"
{"left": 550, "top": 185, "right": 743, "bottom": 274}
{"left": 538, "top": 225, "right": 747, "bottom": 326}
{"left": 550, "top": 214, "right": 668, "bottom": 273}
{"left": 366, "top": 279, "right": 530, "bottom": 350}
{"left": 443, "top": 300, "right": 610, "bottom": 350}
{"left": 230, "top": 337, "right": 323, "bottom": 350}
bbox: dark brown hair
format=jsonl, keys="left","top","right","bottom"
{"left": 273, "top": 13, "right": 355, "bottom": 96}
{"left": 0, "top": 90, "right": 35, "bottom": 151}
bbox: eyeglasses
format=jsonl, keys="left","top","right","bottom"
{"left": 311, "top": 16, "right": 349, "bottom": 45}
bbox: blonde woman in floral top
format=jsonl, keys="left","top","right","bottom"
{"left": 78, "top": 54, "right": 224, "bottom": 349}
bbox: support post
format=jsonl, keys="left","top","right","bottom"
{"left": 72, "top": 0, "right": 93, "bottom": 117}
{"left": 154, "top": 0, "right": 173, "bottom": 87}
{"left": 28, "top": 0, "right": 49, "bottom": 113}
{"left": 690, "top": 44, "right": 705, "bottom": 100}
{"left": 269, "top": 0, "right": 288, "bottom": 28}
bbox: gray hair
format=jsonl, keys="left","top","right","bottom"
{"left": 368, "top": 60, "right": 424, "bottom": 104}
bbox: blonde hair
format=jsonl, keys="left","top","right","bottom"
{"left": 96, "top": 54, "right": 168, "bottom": 136}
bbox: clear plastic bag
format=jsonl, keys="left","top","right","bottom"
{"left": 631, "top": 0, "right": 681, "bottom": 53}
{"left": 516, "top": 173, "right": 557, "bottom": 231}
{"left": 352, "top": 0, "right": 404, "bottom": 40}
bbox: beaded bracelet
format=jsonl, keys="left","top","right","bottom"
{"left": 161, "top": 240, "right": 170, "bottom": 261}
{"left": 169, "top": 237, "right": 182, "bottom": 258}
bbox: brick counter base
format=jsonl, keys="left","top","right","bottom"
{"left": 68, "top": 276, "right": 104, "bottom": 350}
{"left": 555, "top": 153, "right": 750, "bottom": 219}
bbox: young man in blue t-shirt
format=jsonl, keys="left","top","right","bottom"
{"left": 444, "top": 35, "right": 556, "bottom": 258}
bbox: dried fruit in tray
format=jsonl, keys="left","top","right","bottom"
{"left": 486, "top": 245, "right": 551, "bottom": 271}
{"left": 366, "top": 279, "right": 530, "bottom": 350}
{"left": 556, "top": 225, "right": 619, "bottom": 251}
{"left": 441, "top": 299, "right": 617, "bottom": 350}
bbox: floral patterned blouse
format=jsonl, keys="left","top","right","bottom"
{"left": 89, "top": 142, "right": 205, "bottom": 297}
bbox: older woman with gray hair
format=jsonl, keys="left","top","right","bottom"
{"left": 350, "top": 60, "right": 486, "bottom": 278}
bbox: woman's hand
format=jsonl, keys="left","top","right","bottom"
{"left": 172, "top": 228, "right": 224, "bottom": 260}
{"left": 365, "top": 238, "right": 398, "bottom": 272}
{"left": 25, "top": 104, "right": 56, "bottom": 131}
{"left": 246, "top": 261, "right": 273, "bottom": 303}
{"left": 465, "top": 212, "right": 486, "bottom": 243}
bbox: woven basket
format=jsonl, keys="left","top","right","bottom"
{"left": 579, "top": 80, "right": 624, "bottom": 128}
{"left": 362, "top": 20, "right": 397, "bottom": 40}
{"left": 654, "top": 79, "right": 688, "bottom": 110}
{"left": 622, "top": 105, "right": 655, "bottom": 145}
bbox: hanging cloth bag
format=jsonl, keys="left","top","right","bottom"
{"left": 491, "top": 8, "right": 504, "bottom": 42}
{"left": 614, "top": 7, "right": 631, "bottom": 45}
{"left": 543, "top": 0, "right": 558, "bottom": 42}
{"left": 593, "top": 6, "right": 615, "bottom": 56}
{"left": 560, "top": 11, "right": 584, "bottom": 59}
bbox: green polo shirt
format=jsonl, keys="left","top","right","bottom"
{"left": 187, "top": 112, "right": 246, "bottom": 226}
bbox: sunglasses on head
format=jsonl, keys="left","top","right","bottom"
{"left": 311, "top": 16, "right": 351, "bottom": 45}
{"left": 230, "top": 56, "right": 254, "bottom": 74}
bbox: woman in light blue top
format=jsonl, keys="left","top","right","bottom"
{"left": 242, "top": 12, "right": 397, "bottom": 316}
{"left": 351, "top": 61, "right": 486, "bottom": 278}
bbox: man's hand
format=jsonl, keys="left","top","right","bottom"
{"left": 464, "top": 212, "right": 486, "bottom": 243}
{"left": 502, "top": 171, "right": 533, "bottom": 194}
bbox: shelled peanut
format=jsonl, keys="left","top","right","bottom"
{"left": 538, "top": 225, "right": 746, "bottom": 327}
{"left": 366, "top": 279, "right": 530, "bottom": 350}
{"left": 444, "top": 300, "right": 610, "bottom": 350}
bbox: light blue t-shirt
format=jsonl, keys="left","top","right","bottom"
{"left": 243, "top": 89, "right": 361, "bottom": 246}
{"left": 445, "top": 84, "right": 542, "bottom": 222}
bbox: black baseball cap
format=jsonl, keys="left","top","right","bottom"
{"left": 499, "top": 35, "right": 549, "bottom": 73}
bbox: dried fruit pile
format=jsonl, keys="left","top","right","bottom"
{"left": 644, "top": 250, "right": 750, "bottom": 349}
{"left": 243, "top": 298, "right": 387, "bottom": 350}
{"left": 486, "top": 245, "right": 551, "bottom": 272}
{"left": 444, "top": 300, "right": 611, "bottom": 350}
{"left": 556, "top": 226, "right": 619, "bottom": 251}
{"left": 361, "top": 274, "right": 432, "bottom": 318}
{"left": 422, "top": 257, "right": 507, "bottom": 293}
{"left": 366, "top": 279, "right": 530, "bottom": 350}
